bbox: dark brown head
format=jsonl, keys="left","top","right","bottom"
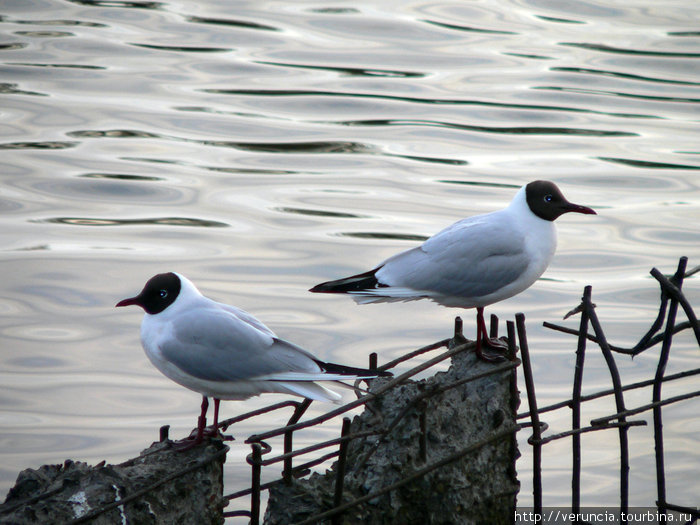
{"left": 525, "top": 180, "right": 596, "bottom": 221}
{"left": 116, "top": 272, "right": 181, "bottom": 315}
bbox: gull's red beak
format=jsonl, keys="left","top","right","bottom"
{"left": 116, "top": 296, "right": 141, "bottom": 308}
{"left": 565, "top": 202, "right": 596, "bottom": 215}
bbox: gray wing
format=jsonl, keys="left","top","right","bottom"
{"left": 160, "top": 306, "right": 321, "bottom": 382}
{"left": 380, "top": 212, "right": 530, "bottom": 298}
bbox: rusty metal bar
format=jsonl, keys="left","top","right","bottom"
{"left": 537, "top": 420, "right": 647, "bottom": 445}
{"left": 379, "top": 338, "right": 452, "bottom": 371}
{"left": 284, "top": 399, "right": 313, "bottom": 485}
{"left": 219, "top": 400, "right": 302, "bottom": 432}
{"left": 256, "top": 429, "right": 379, "bottom": 468}
{"left": 332, "top": 418, "right": 352, "bottom": 525}
{"left": 653, "top": 257, "right": 687, "bottom": 513}
{"left": 591, "top": 389, "right": 700, "bottom": 426}
{"left": 490, "top": 313, "right": 499, "bottom": 339}
{"left": 516, "top": 313, "right": 542, "bottom": 513}
{"left": 585, "top": 293, "right": 630, "bottom": 515}
{"left": 159, "top": 424, "right": 170, "bottom": 442}
{"left": 543, "top": 320, "right": 695, "bottom": 355}
{"left": 250, "top": 443, "right": 263, "bottom": 525}
{"left": 572, "top": 285, "right": 591, "bottom": 513}
{"left": 369, "top": 352, "right": 378, "bottom": 370}
{"left": 419, "top": 396, "right": 428, "bottom": 463}
{"left": 650, "top": 259, "right": 699, "bottom": 346}
{"left": 517, "top": 367, "right": 700, "bottom": 420}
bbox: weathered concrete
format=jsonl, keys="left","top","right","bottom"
{"left": 264, "top": 342, "right": 520, "bottom": 525}
{"left": 0, "top": 439, "right": 228, "bottom": 525}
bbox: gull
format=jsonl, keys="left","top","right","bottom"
{"left": 116, "top": 272, "right": 387, "bottom": 445}
{"left": 310, "top": 180, "right": 596, "bottom": 359}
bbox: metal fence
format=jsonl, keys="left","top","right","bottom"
{"left": 32, "top": 257, "right": 694, "bottom": 524}
{"left": 219, "top": 256, "right": 698, "bottom": 524}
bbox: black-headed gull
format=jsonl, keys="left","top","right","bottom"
{"left": 310, "top": 180, "right": 596, "bottom": 359}
{"left": 117, "top": 272, "right": 387, "bottom": 444}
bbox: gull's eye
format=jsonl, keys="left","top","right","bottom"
{"left": 544, "top": 194, "right": 553, "bottom": 203}
{"left": 159, "top": 289, "right": 168, "bottom": 298}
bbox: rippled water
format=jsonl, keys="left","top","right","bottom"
{"left": 1, "top": 0, "right": 699, "bottom": 515}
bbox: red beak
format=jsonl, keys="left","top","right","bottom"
{"left": 116, "top": 296, "right": 141, "bottom": 308}
{"left": 566, "top": 203, "right": 596, "bottom": 215}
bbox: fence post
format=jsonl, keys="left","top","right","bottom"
{"left": 652, "top": 257, "right": 687, "bottom": 513}
{"left": 517, "top": 313, "right": 542, "bottom": 513}
{"left": 572, "top": 286, "right": 591, "bottom": 513}
{"left": 284, "top": 400, "right": 313, "bottom": 485}
{"left": 250, "top": 443, "right": 262, "bottom": 525}
{"left": 332, "top": 417, "right": 352, "bottom": 525}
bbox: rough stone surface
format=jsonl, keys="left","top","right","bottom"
{"left": 0, "top": 439, "right": 228, "bottom": 524}
{"left": 264, "top": 343, "right": 520, "bottom": 525}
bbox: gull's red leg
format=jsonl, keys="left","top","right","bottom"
{"left": 212, "top": 398, "right": 220, "bottom": 431}
{"left": 203, "top": 397, "right": 233, "bottom": 441}
{"left": 194, "top": 395, "right": 209, "bottom": 444}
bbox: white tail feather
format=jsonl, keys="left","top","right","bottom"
{"left": 276, "top": 381, "right": 342, "bottom": 403}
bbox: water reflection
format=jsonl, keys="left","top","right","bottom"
{"left": 34, "top": 217, "right": 229, "bottom": 227}
{"left": 186, "top": 16, "right": 280, "bottom": 32}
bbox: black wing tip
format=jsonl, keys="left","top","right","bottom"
{"left": 309, "top": 267, "right": 383, "bottom": 294}
{"left": 318, "top": 360, "right": 393, "bottom": 378}
{"left": 309, "top": 281, "right": 338, "bottom": 294}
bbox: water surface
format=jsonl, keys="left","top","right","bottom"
{"left": 1, "top": 0, "right": 699, "bottom": 516}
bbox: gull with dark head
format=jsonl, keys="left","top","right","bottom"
{"left": 117, "top": 272, "right": 388, "bottom": 445}
{"left": 310, "top": 180, "right": 596, "bottom": 359}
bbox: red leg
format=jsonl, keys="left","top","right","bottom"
{"left": 213, "top": 398, "right": 220, "bottom": 429}
{"left": 171, "top": 395, "right": 209, "bottom": 451}
{"left": 194, "top": 395, "right": 209, "bottom": 444}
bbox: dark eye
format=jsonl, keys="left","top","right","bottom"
{"left": 544, "top": 194, "right": 553, "bottom": 203}
{"left": 159, "top": 289, "right": 168, "bottom": 298}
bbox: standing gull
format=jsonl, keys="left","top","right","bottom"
{"left": 310, "top": 180, "right": 596, "bottom": 359}
{"left": 117, "top": 272, "right": 388, "bottom": 445}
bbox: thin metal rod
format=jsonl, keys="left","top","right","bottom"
{"left": 651, "top": 259, "right": 699, "bottom": 345}
{"left": 419, "top": 400, "right": 428, "bottom": 463}
{"left": 219, "top": 400, "right": 301, "bottom": 431}
{"left": 490, "top": 313, "right": 499, "bottom": 339}
{"left": 591, "top": 389, "right": 700, "bottom": 426}
{"left": 332, "top": 418, "right": 352, "bottom": 525}
{"left": 572, "top": 285, "right": 591, "bottom": 513}
{"left": 537, "top": 420, "right": 647, "bottom": 445}
{"left": 250, "top": 443, "right": 262, "bottom": 525}
{"left": 586, "top": 293, "right": 630, "bottom": 514}
{"left": 543, "top": 320, "right": 694, "bottom": 356}
{"left": 256, "top": 429, "right": 379, "bottom": 468}
{"left": 284, "top": 399, "right": 313, "bottom": 485}
{"left": 517, "top": 367, "right": 700, "bottom": 420}
{"left": 369, "top": 352, "right": 378, "bottom": 370}
{"left": 653, "top": 257, "right": 686, "bottom": 512}
{"left": 516, "top": 313, "right": 542, "bottom": 513}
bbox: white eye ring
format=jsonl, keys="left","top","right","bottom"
{"left": 159, "top": 289, "right": 168, "bottom": 298}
